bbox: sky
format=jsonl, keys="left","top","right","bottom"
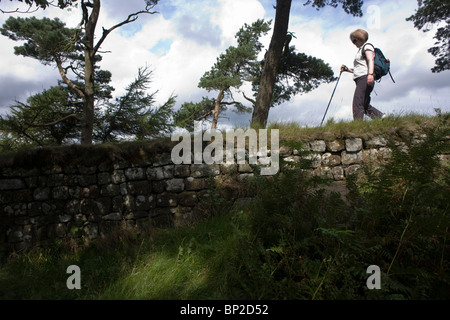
{"left": 0, "top": 0, "right": 449, "bottom": 130}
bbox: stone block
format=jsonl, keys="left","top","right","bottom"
{"left": 59, "top": 214, "right": 72, "bottom": 223}
{"left": 79, "top": 174, "right": 97, "bottom": 187}
{"left": 147, "top": 167, "right": 165, "bottom": 181}
{"left": 362, "top": 149, "right": 379, "bottom": 162}
{"left": 7, "top": 190, "right": 32, "bottom": 203}
{"left": 24, "top": 176, "right": 39, "bottom": 188}
{"left": 190, "top": 164, "right": 220, "bottom": 177}
{"left": 305, "top": 154, "right": 322, "bottom": 168}
{"left": 166, "top": 179, "right": 185, "bottom": 193}
{"left": 220, "top": 163, "right": 237, "bottom": 174}
{"left": 77, "top": 165, "right": 97, "bottom": 175}
{"left": 152, "top": 180, "right": 166, "bottom": 194}
{"left": 7, "top": 226, "right": 23, "bottom": 243}
{"left": 33, "top": 187, "right": 51, "bottom": 201}
{"left": 184, "top": 177, "right": 206, "bottom": 191}
{"left": 125, "top": 167, "right": 145, "bottom": 181}
{"left": 83, "top": 223, "right": 99, "bottom": 240}
{"left": 97, "top": 172, "right": 111, "bottom": 185}
{"left": 379, "top": 147, "right": 392, "bottom": 160}
{"left": 80, "top": 198, "right": 110, "bottom": 216}
{"left": 279, "top": 145, "right": 292, "bottom": 155}
{"left": 238, "top": 163, "right": 253, "bottom": 173}
{"left": 345, "top": 138, "right": 363, "bottom": 152}
{"left": 283, "top": 156, "right": 301, "bottom": 163}
{"left": 127, "top": 181, "right": 152, "bottom": 195}
{"left": 81, "top": 185, "right": 100, "bottom": 199}
{"left": 332, "top": 166, "right": 345, "bottom": 181}
{"left": 179, "top": 192, "right": 198, "bottom": 207}
{"left": 52, "top": 186, "right": 69, "bottom": 200}
{"left": 238, "top": 173, "right": 254, "bottom": 181}
{"left": 47, "top": 174, "right": 65, "bottom": 187}
{"left": 341, "top": 151, "right": 363, "bottom": 165}
{"left": 174, "top": 165, "right": 190, "bottom": 178}
{"left": 153, "top": 153, "right": 172, "bottom": 167}
{"left": 156, "top": 193, "right": 179, "bottom": 207}
{"left": 48, "top": 223, "right": 67, "bottom": 238}
{"left": 365, "top": 136, "right": 387, "bottom": 148}
{"left": 0, "top": 179, "right": 25, "bottom": 191}
{"left": 322, "top": 153, "right": 341, "bottom": 167}
{"left": 310, "top": 140, "right": 326, "bottom": 152}
{"left": 326, "top": 140, "right": 345, "bottom": 152}
{"left": 102, "top": 212, "right": 122, "bottom": 221}
{"left": 64, "top": 200, "right": 80, "bottom": 216}
{"left": 100, "top": 184, "right": 121, "bottom": 197}
{"left": 345, "top": 165, "right": 362, "bottom": 177}
{"left": 135, "top": 195, "right": 155, "bottom": 211}
{"left": 64, "top": 175, "right": 79, "bottom": 186}
{"left": 161, "top": 165, "right": 174, "bottom": 179}
{"left": 111, "top": 170, "right": 126, "bottom": 184}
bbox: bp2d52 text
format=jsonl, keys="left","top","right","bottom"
{"left": 180, "top": 304, "right": 269, "bottom": 317}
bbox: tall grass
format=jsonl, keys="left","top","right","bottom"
{"left": 269, "top": 112, "right": 443, "bottom": 142}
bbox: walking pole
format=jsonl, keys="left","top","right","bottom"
{"left": 321, "top": 70, "right": 343, "bottom": 127}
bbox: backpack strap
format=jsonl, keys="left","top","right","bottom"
{"left": 388, "top": 70, "right": 396, "bottom": 83}
{"left": 361, "top": 43, "right": 375, "bottom": 59}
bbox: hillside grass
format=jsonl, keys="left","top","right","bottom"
{"left": 0, "top": 111, "right": 449, "bottom": 300}
{"left": 270, "top": 112, "right": 443, "bottom": 142}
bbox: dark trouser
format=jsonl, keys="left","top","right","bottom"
{"left": 353, "top": 75, "right": 384, "bottom": 120}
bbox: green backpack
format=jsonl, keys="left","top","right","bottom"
{"left": 363, "top": 43, "right": 395, "bottom": 83}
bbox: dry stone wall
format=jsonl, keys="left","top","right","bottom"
{"left": 0, "top": 133, "right": 443, "bottom": 256}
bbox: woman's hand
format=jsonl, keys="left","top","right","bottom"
{"left": 367, "top": 74, "right": 375, "bottom": 86}
{"left": 341, "top": 65, "right": 352, "bottom": 73}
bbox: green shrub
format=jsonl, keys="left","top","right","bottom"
{"left": 228, "top": 114, "right": 449, "bottom": 299}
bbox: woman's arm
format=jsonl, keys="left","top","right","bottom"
{"left": 365, "top": 49, "right": 375, "bottom": 85}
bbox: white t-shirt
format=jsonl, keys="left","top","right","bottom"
{"left": 353, "top": 43, "right": 375, "bottom": 79}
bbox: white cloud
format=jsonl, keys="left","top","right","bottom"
{"left": 211, "top": 0, "right": 266, "bottom": 46}
{"left": 1, "top": 0, "right": 449, "bottom": 126}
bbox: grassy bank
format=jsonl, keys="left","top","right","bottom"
{"left": 271, "top": 112, "right": 444, "bottom": 142}
{"left": 0, "top": 112, "right": 449, "bottom": 300}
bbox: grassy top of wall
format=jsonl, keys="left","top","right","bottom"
{"left": 0, "top": 113, "right": 445, "bottom": 170}
{"left": 273, "top": 113, "right": 443, "bottom": 142}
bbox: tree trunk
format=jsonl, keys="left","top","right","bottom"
{"left": 211, "top": 89, "right": 224, "bottom": 130}
{"left": 251, "top": 0, "right": 292, "bottom": 128}
{"left": 80, "top": 0, "right": 100, "bottom": 145}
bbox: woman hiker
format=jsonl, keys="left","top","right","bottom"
{"left": 341, "top": 29, "right": 386, "bottom": 120}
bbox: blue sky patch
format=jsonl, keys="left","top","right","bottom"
{"left": 151, "top": 39, "right": 174, "bottom": 56}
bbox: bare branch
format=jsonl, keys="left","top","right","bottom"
{"left": 25, "top": 113, "right": 82, "bottom": 127}
{"left": 242, "top": 92, "right": 256, "bottom": 105}
{"left": 220, "top": 101, "right": 238, "bottom": 106}
{"left": 198, "top": 110, "right": 213, "bottom": 120}
{"left": 0, "top": 0, "right": 65, "bottom": 14}
{"left": 63, "top": 62, "right": 83, "bottom": 79}
{"left": 94, "top": 9, "right": 159, "bottom": 54}
{"left": 0, "top": 4, "right": 39, "bottom": 14}
{"left": 56, "top": 58, "right": 86, "bottom": 99}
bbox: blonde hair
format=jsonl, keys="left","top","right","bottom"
{"left": 350, "top": 29, "right": 369, "bottom": 43}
